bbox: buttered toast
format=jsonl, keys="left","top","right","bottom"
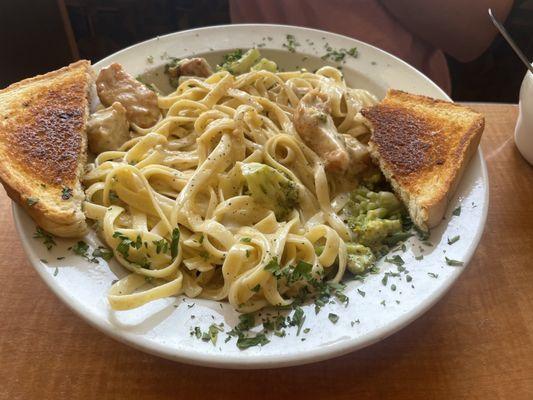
{"left": 361, "top": 89, "right": 484, "bottom": 230}
{"left": 0, "top": 60, "right": 93, "bottom": 237}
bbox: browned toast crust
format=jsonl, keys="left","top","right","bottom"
{"left": 362, "top": 89, "right": 484, "bottom": 229}
{"left": 0, "top": 60, "right": 93, "bottom": 237}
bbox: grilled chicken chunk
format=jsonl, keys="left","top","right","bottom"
{"left": 96, "top": 63, "right": 160, "bottom": 128}
{"left": 87, "top": 102, "right": 130, "bottom": 154}
{"left": 294, "top": 90, "right": 351, "bottom": 173}
{"left": 168, "top": 58, "right": 213, "bottom": 79}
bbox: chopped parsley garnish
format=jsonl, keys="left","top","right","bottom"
{"left": 447, "top": 235, "right": 460, "bottom": 245}
{"left": 192, "top": 326, "right": 202, "bottom": 339}
{"left": 406, "top": 275, "right": 413, "bottom": 282}
{"left": 283, "top": 34, "right": 299, "bottom": 52}
{"left": 201, "top": 323, "right": 224, "bottom": 345}
{"left": 328, "top": 313, "right": 339, "bottom": 324}
{"left": 170, "top": 227, "right": 180, "bottom": 259}
{"left": 61, "top": 186, "right": 73, "bottom": 200}
{"left": 72, "top": 241, "right": 89, "bottom": 257}
{"left": 92, "top": 247, "right": 113, "bottom": 261}
{"left": 445, "top": 257, "right": 464, "bottom": 266}
{"left": 415, "top": 255, "right": 424, "bottom": 261}
{"left": 53, "top": 267, "right": 59, "bottom": 276}
{"left": 112, "top": 232, "right": 147, "bottom": 268}
{"left": 72, "top": 241, "right": 99, "bottom": 263}
{"left": 384, "top": 255, "right": 405, "bottom": 267}
{"left": 26, "top": 197, "right": 39, "bottom": 206}
{"left": 357, "top": 288, "right": 366, "bottom": 297}
{"left": 292, "top": 260, "right": 312, "bottom": 280}
{"left": 427, "top": 272, "right": 439, "bottom": 278}
{"left": 240, "top": 237, "right": 252, "bottom": 243}
{"left": 391, "top": 284, "right": 397, "bottom": 291}
{"left": 33, "top": 227, "right": 56, "bottom": 250}
{"left": 251, "top": 284, "right": 261, "bottom": 293}
{"left": 152, "top": 239, "right": 169, "bottom": 254}
{"left": 264, "top": 257, "right": 281, "bottom": 277}
{"left": 452, "top": 206, "right": 462, "bottom": 216}
{"left": 220, "top": 49, "right": 243, "bottom": 65}
{"left": 236, "top": 334, "right": 270, "bottom": 350}
{"left": 289, "top": 306, "right": 306, "bottom": 335}
{"left": 321, "top": 45, "right": 358, "bottom": 62}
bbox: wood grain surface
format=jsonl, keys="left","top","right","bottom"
{"left": 1, "top": 104, "right": 532, "bottom": 400}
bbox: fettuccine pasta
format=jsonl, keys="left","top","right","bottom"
{"left": 84, "top": 61, "right": 391, "bottom": 312}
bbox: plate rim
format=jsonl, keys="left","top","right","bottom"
{"left": 13, "top": 23, "right": 489, "bottom": 369}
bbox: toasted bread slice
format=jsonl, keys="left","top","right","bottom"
{"left": 361, "top": 89, "right": 484, "bottom": 230}
{"left": 0, "top": 60, "right": 94, "bottom": 237}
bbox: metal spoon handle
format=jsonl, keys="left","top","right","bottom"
{"left": 488, "top": 9, "right": 533, "bottom": 74}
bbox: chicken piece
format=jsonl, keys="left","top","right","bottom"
{"left": 168, "top": 58, "right": 213, "bottom": 79}
{"left": 343, "top": 134, "right": 370, "bottom": 175}
{"left": 96, "top": 63, "right": 160, "bottom": 128}
{"left": 294, "top": 90, "right": 351, "bottom": 173}
{"left": 87, "top": 102, "right": 130, "bottom": 154}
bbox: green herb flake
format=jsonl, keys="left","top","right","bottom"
{"left": 53, "top": 267, "right": 59, "bottom": 277}
{"left": 33, "top": 227, "right": 56, "bottom": 250}
{"left": 92, "top": 247, "right": 113, "bottom": 261}
{"left": 61, "top": 186, "right": 73, "bottom": 200}
{"left": 445, "top": 257, "right": 464, "bottom": 266}
{"left": 290, "top": 306, "right": 306, "bottom": 335}
{"left": 240, "top": 237, "right": 252, "bottom": 243}
{"left": 152, "top": 239, "right": 169, "bottom": 254}
{"left": 206, "top": 323, "right": 223, "bottom": 345}
{"left": 283, "top": 34, "right": 300, "bottom": 53}
{"left": 192, "top": 326, "right": 202, "bottom": 339}
{"left": 452, "top": 206, "right": 461, "bottom": 216}
{"left": 406, "top": 275, "right": 413, "bottom": 282}
{"left": 26, "top": 197, "right": 39, "bottom": 206}
{"left": 447, "top": 235, "right": 460, "bottom": 245}
{"left": 385, "top": 255, "right": 405, "bottom": 267}
{"left": 415, "top": 255, "right": 424, "bottom": 261}
{"left": 357, "top": 288, "right": 366, "bottom": 297}
{"left": 328, "top": 313, "right": 339, "bottom": 324}
{"left": 251, "top": 284, "right": 261, "bottom": 293}
{"left": 391, "top": 284, "right": 397, "bottom": 291}
{"left": 236, "top": 334, "right": 270, "bottom": 350}
{"left": 170, "top": 227, "right": 180, "bottom": 259}
{"left": 264, "top": 257, "right": 281, "bottom": 277}
{"left": 428, "top": 272, "right": 439, "bottom": 278}
{"left": 72, "top": 241, "right": 89, "bottom": 257}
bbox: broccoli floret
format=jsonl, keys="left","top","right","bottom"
{"left": 241, "top": 162, "right": 298, "bottom": 220}
{"left": 218, "top": 48, "right": 261, "bottom": 75}
{"left": 344, "top": 186, "right": 404, "bottom": 248}
{"left": 250, "top": 58, "right": 278, "bottom": 73}
{"left": 346, "top": 243, "right": 375, "bottom": 274}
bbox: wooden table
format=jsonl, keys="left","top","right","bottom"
{"left": 1, "top": 104, "right": 532, "bottom": 399}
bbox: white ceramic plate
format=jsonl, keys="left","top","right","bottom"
{"left": 13, "top": 24, "right": 488, "bottom": 369}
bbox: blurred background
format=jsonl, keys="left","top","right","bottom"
{"left": 1, "top": 0, "right": 532, "bottom": 102}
